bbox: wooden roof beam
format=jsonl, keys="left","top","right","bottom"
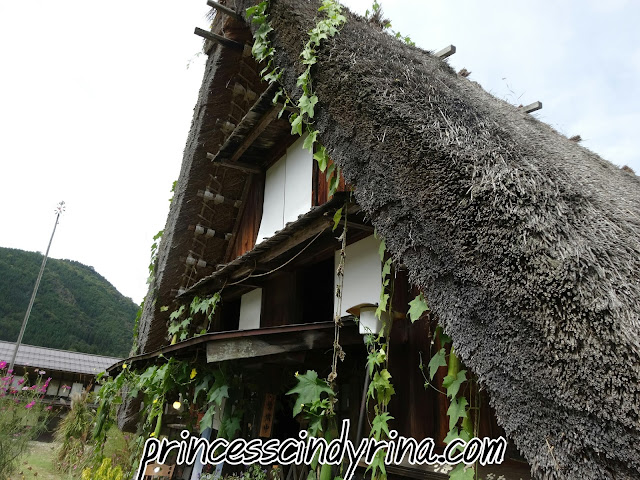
{"left": 229, "top": 104, "right": 281, "bottom": 163}
{"left": 205, "top": 154, "right": 262, "bottom": 174}
{"left": 521, "top": 101, "right": 543, "bottom": 113}
{"left": 435, "top": 45, "right": 456, "bottom": 59}
{"left": 194, "top": 27, "right": 244, "bottom": 50}
{"left": 206, "top": 0, "right": 244, "bottom": 22}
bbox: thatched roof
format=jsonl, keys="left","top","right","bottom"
{"left": 230, "top": 0, "right": 640, "bottom": 478}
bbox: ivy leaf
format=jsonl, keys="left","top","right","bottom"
{"left": 407, "top": 293, "right": 429, "bottom": 322}
{"left": 169, "top": 305, "right": 185, "bottom": 321}
{"left": 449, "top": 463, "right": 474, "bottom": 480}
{"left": 290, "top": 113, "right": 303, "bottom": 136}
{"left": 299, "top": 94, "right": 318, "bottom": 119}
{"left": 193, "top": 376, "right": 212, "bottom": 403}
{"left": 254, "top": 23, "right": 273, "bottom": 41}
{"left": 366, "top": 449, "right": 387, "bottom": 478}
{"left": 303, "top": 130, "right": 318, "bottom": 152}
{"left": 381, "top": 258, "right": 392, "bottom": 279}
{"left": 220, "top": 415, "right": 241, "bottom": 439}
{"left": 370, "top": 412, "right": 394, "bottom": 440}
{"left": 328, "top": 167, "right": 340, "bottom": 195}
{"left": 207, "top": 384, "right": 229, "bottom": 407}
{"left": 307, "top": 413, "right": 324, "bottom": 437}
{"left": 446, "top": 397, "right": 468, "bottom": 430}
{"left": 313, "top": 146, "right": 328, "bottom": 172}
{"left": 443, "top": 427, "right": 460, "bottom": 445}
{"left": 378, "top": 238, "right": 386, "bottom": 261}
{"left": 309, "top": 27, "right": 328, "bottom": 46}
{"left": 368, "top": 369, "right": 395, "bottom": 405}
{"left": 296, "top": 69, "right": 310, "bottom": 88}
{"left": 428, "top": 348, "right": 447, "bottom": 380}
{"left": 286, "top": 370, "right": 334, "bottom": 417}
{"left": 366, "top": 347, "right": 385, "bottom": 376}
{"left": 443, "top": 370, "right": 467, "bottom": 399}
{"left": 375, "top": 292, "right": 390, "bottom": 319}
{"left": 332, "top": 207, "right": 343, "bottom": 232}
{"left": 300, "top": 47, "right": 317, "bottom": 66}
{"left": 199, "top": 404, "right": 216, "bottom": 434}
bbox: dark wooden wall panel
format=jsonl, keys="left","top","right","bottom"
{"left": 261, "top": 271, "right": 297, "bottom": 327}
{"left": 313, "top": 157, "right": 348, "bottom": 206}
{"left": 228, "top": 175, "right": 265, "bottom": 260}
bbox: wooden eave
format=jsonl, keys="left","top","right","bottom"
{"left": 109, "top": 320, "right": 362, "bottom": 374}
{"left": 179, "top": 193, "right": 352, "bottom": 299}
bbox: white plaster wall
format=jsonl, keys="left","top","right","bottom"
{"left": 239, "top": 288, "right": 262, "bottom": 330}
{"left": 256, "top": 135, "right": 312, "bottom": 242}
{"left": 335, "top": 235, "right": 383, "bottom": 318}
{"left": 256, "top": 156, "right": 286, "bottom": 241}
{"left": 284, "top": 136, "right": 313, "bottom": 224}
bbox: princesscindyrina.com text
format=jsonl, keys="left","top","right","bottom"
{"left": 135, "top": 420, "right": 506, "bottom": 480}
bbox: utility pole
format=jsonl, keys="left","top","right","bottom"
{"left": 9, "top": 201, "right": 65, "bottom": 373}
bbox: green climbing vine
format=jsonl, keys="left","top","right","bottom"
{"left": 93, "top": 358, "right": 239, "bottom": 476}
{"left": 365, "top": 0, "right": 415, "bottom": 46}
{"left": 165, "top": 292, "right": 221, "bottom": 343}
{"left": 422, "top": 325, "right": 480, "bottom": 480}
{"left": 246, "top": 0, "right": 346, "bottom": 197}
{"left": 364, "top": 237, "right": 395, "bottom": 480}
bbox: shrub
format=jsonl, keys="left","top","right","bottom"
{"left": 0, "top": 361, "right": 50, "bottom": 478}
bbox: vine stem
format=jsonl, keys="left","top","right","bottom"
{"left": 329, "top": 206, "right": 347, "bottom": 388}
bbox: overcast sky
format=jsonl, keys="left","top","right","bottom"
{"left": 0, "top": 1, "right": 638, "bottom": 305}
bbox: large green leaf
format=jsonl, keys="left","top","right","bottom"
{"left": 207, "top": 384, "right": 229, "bottom": 406}
{"left": 199, "top": 404, "right": 217, "bottom": 434}
{"left": 408, "top": 293, "right": 429, "bottom": 322}
{"left": 370, "top": 412, "right": 394, "bottom": 440}
{"left": 286, "top": 370, "right": 334, "bottom": 417}
{"left": 443, "top": 370, "right": 467, "bottom": 399}
{"left": 428, "top": 348, "right": 447, "bottom": 380}
{"left": 446, "top": 397, "right": 468, "bottom": 430}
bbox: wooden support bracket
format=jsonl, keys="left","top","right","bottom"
{"left": 194, "top": 27, "right": 244, "bottom": 50}
{"left": 206, "top": 0, "right": 243, "bottom": 22}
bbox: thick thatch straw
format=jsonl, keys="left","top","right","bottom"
{"left": 237, "top": 0, "right": 640, "bottom": 478}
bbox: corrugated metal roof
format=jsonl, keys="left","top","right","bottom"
{"left": 0, "top": 340, "right": 121, "bottom": 375}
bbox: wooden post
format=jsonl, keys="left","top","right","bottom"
{"left": 521, "top": 101, "right": 543, "bottom": 113}
{"left": 206, "top": 0, "right": 243, "bottom": 22}
{"left": 194, "top": 27, "right": 244, "bottom": 50}
{"left": 435, "top": 45, "right": 456, "bottom": 59}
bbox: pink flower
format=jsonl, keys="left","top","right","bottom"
{"left": 22, "top": 386, "right": 29, "bottom": 391}
{"left": 39, "top": 370, "right": 45, "bottom": 375}
{"left": 0, "top": 361, "right": 6, "bottom": 369}
{"left": 25, "top": 401, "right": 35, "bottom": 409}
{"left": 17, "top": 378, "right": 25, "bottom": 385}
{"left": 46, "top": 406, "right": 53, "bottom": 411}
{"left": 7, "top": 369, "right": 12, "bottom": 374}
{"left": 44, "top": 377, "right": 51, "bottom": 387}
{"left": 61, "top": 384, "right": 70, "bottom": 390}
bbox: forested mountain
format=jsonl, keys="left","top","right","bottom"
{"left": 0, "top": 247, "right": 138, "bottom": 357}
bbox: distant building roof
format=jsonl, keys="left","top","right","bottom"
{"left": 0, "top": 340, "right": 121, "bottom": 376}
